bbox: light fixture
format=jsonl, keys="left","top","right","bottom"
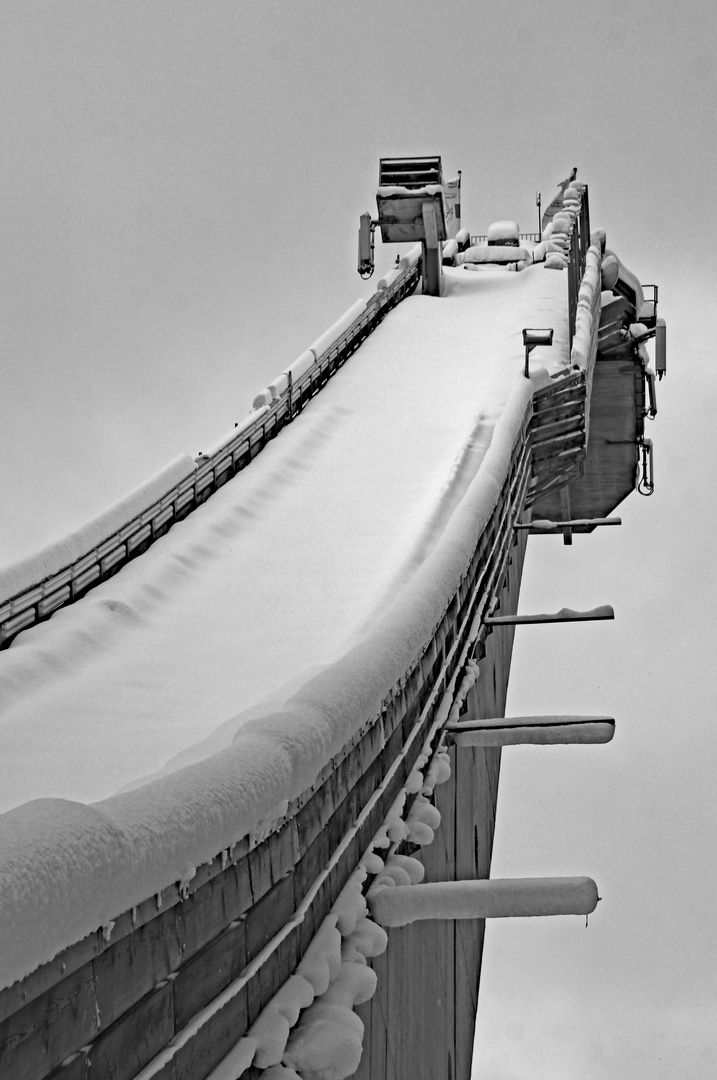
{"left": 522, "top": 328, "right": 553, "bottom": 378}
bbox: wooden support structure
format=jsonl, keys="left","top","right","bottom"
{"left": 515, "top": 516, "right": 621, "bottom": 532}
{"left": 559, "top": 484, "right": 573, "bottom": 545}
{"left": 445, "top": 714, "right": 615, "bottom": 746}
{"left": 484, "top": 604, "right": 614, "bottom": 626}
{"left": 421, "top": 200, "right": 442, "bottom": 296}
{"left": 369, "top": 877, "right": 600, "bottom": 927}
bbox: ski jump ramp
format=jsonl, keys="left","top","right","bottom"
{"left": 0, "top": 174, "right": 665, "bottom": 1080}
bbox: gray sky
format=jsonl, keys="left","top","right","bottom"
{"left": 2, "top": 2, "right": 715, "bottom": 1077}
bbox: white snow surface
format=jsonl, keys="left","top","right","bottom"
{"left": 0, "top": 264, "right": 570, "bottom": 988}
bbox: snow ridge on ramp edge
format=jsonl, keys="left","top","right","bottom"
{"left": 0, "top": 379, "right": 532, "bottom": 990}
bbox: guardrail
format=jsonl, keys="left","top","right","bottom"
{"left": 0, "top": 259, "right": 421, "bottom": 650}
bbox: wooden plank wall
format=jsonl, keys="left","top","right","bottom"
{"left": 352, "top": 526, "right": 526, "bottom": 1080}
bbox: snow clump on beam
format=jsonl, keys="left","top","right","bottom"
{"left": 369, "top": 877, "right": 600, "bottom": 927}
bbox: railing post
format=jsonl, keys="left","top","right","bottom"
{"left": 568, "top": 228, "right": 579, "bottom": 347}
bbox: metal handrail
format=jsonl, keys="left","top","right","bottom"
{"left": 469, "top": 232, "right": 541, "bottom": 245}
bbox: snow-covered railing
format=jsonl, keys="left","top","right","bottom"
{"left": 0, "top": 378, "right": 532, "bottom": 988}
{"left": 369, "top": 877, "right": 599, "bottom": 927}
{"left": 0, "top": 256, "right": 421, "bottom": 651}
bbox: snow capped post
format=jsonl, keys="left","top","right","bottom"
{"left": 445, "top": 714, "right": 615, "bottom": 747}
{"left": 368, "top": 877, "right": 599, "bottom": 928}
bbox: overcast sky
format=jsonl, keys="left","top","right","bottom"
{"left": 1, "top": 2, "right": 715, "bottom": 1078}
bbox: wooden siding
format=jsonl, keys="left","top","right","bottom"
{"left": 532, "top": 294, "right": 646, "bottom": 528}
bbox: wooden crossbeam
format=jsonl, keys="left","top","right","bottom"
{"left": 514, "top": 516, "right": 621, "bottom": 531}
{"left": 369, "top": 878, "right": 599, "bottom": 926}
{"left": 445, "top": 715, "right": 615, "bottom": 746}
{"left": 484, "top": 605, "right": 614, "bottom": 625}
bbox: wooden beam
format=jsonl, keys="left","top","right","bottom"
{"left": 445, "top": 715, "right": 615, "bottom": 746}
{"left": 484, "top": 605, "right": 614, "bottom": 625}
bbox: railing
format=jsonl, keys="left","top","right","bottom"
{"left": 0, "top": 259, "right": 421, "bottom": 650}
{"left": 567, "top": 186, "right": 591, "bottom": 347}
{"left": 469, "top": 232, "right": 541, "bottom": 245}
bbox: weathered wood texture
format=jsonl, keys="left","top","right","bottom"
{"left": 352, "top": 526, "right": 526, "bottom": 1080}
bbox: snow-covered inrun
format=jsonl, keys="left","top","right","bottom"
{"left": 368, "top": 877, "right": 600, "bottom": 926}
{"left": 0, "top": 259, "right": 574, "bottom": 988}
{"left": 0, "top": 265, "right": 569, "bottom": 814}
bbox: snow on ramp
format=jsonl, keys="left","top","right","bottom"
{"left": 0, "top": 265, "right": 569, "bottom": 814}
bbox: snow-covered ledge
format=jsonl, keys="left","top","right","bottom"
{"left": 368, "top": 877, "right": 599, "bottom": 927}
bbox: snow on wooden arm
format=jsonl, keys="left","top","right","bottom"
{"left": 445, "top": 715, "right": 615, "bottom": 746}
{"left": 368, "top": 877, "right": 599, "bottom": 927}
